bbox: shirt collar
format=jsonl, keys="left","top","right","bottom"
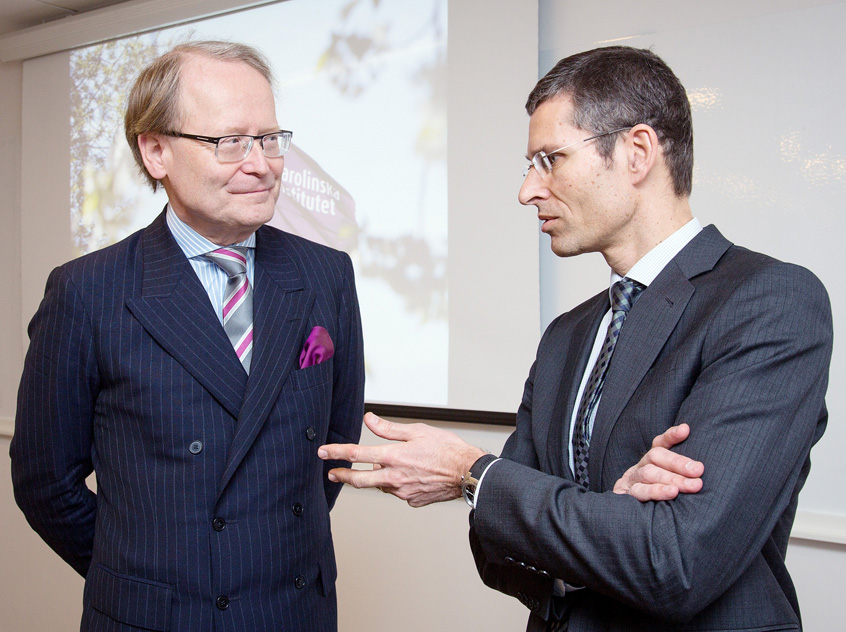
{"left": 166, "top": 204, "right": 256, "bottom": 259}
{"left": 610, "top": 217, "right": 703, "bottom": 290}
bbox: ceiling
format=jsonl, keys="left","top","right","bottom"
{"left": 0, "top": 0, "right": 129, "bottom": 37}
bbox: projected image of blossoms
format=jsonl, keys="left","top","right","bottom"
{"left": 70, "top": 0, "right": 448, "bottom": 406}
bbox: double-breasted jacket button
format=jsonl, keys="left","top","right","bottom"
{"left": 212, "top": 517, "right": 226, "bottom": 532}
{"left": 305, "top": 427, "right": 317, "bottom": 441}
{"left": 292, "top": 502, "right": 304, "bottom": 516}
{"left": 188, "top": 440, "right": 203, "bottom": 454}
{"left": 294, "top": 575, "right": 307, "bottom": 589}
{"left": 216, "top": 595, "right": 229, "bottom": 610}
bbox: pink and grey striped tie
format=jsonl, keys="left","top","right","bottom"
{"left": 205, "top": 246, "right": 253, "bottom": 373}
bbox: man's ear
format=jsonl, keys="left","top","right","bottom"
{"left": 137, "top": 133, "right": 169, "bottom": 181}
{"left": 626, "top": 124, "right": 660, "bottom": 186}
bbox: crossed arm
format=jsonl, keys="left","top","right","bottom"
{"left": 318, "top": 413, "right": 703, "bottom": 506}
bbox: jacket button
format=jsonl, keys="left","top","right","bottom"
{"left": 294, "top": 575, "right": 307, "bottom": 589}
{"left": 212, "top": 517, "right": 226, "bottom": 532}
{"left": 189, "top": 440, "right": 203, "bottom": 454}
{"left": 306, "top": 427, "right": 317, "bottom": 441}
{"left": 216, "top": 595, "right": 229, "bottom": 610}
{"left": 292, "top": 502, "right": 304, "bottom": 516}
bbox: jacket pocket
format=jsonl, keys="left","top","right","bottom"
{"left": 88, "top": 563, "right": 173, "bottom": 631}
{"left": 291, "top": 358, "right": 332, "bottom": 391}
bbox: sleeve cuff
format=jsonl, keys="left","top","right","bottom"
{"left": 470, "top": 457, "right": 501, "bottom": 509}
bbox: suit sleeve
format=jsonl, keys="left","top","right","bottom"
{"left": 471, "top": 262, "right": 832, "bottom": 622}
{"left": 322, "top": 253, "right": 365, "bottom": 509}
{"left": 468, "top": 345, "right": 560, "bottom": 621}
{"left": 10, "top": 266, "right": 99, "bottom": 577}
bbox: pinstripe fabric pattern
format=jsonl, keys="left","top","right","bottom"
{"left": 11, "top": 210, "right": 365, "bottom": 631}
{"left": 468, "top": 225, "right": 833, "bottom": 631}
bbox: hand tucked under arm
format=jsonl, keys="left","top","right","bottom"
{"left": 319, "top": 412, "right": 486, "bottom": 507}
{"left": 613, "top": 423, "right": 704, "bottom": 501}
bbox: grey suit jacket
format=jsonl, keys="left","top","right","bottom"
{"left": 469, "top": 225, "right": 832, "bottom": 631}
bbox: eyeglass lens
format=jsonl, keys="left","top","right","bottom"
{"left": 216, "top": 133, "right": 291, "bottom": 162}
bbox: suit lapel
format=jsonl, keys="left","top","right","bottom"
{"left": 587, "top": 225, "right": 732, "bottom": 489}
{"left": 546, "top": 293, "right": 607, "bottom": 479}
{"left": 217, "top": 227, "right": 315, "bottom": 498}
{"left": 125, "top": 212, "right": 247, "bottom": 420}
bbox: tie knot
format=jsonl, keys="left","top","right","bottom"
{"left": 206, "top": 247, "right": 248, "bottom": 278}
{"left": 610, "top": 278, "right": 645, "bottom": 314}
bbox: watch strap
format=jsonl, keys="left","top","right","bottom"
{"left": 469, "top": 453, "right": 498, "bottom": 479}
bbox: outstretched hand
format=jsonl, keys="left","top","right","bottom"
{"left": 319, "top": 412, "right": 486, "bottom": 507}
{"left": 321, "top": 415, "right": 704, "bottom": 507}
{"left": 613, "top": 423, "right": 704, "bottom": 501}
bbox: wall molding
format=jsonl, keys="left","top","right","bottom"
{"left": 792, "top": 510, "right": 846, "bottom": 546}
{"left": 0, "top": 0, "right": 278, "bottom": 62}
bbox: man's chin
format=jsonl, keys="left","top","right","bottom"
{"left": 238, "top": 199, "right": 278, "bottom": 225}
{"left": 548, "top": 236, "right": 573, "bottom": 258}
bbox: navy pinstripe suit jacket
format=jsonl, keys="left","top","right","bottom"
{"left": 469, "top": 226, "right": 832, "bottom": 631}
{"left": 11, "top": 211, "right": 365, "bottom": 631}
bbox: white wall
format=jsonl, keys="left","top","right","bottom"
{"left": 0, "top": 59, "right": 23, "bottom": 429}
{"left": 538, "top": 0, "right": 846, "bottom": 523}
{"left": 535, "top": 1, "right": 846, "bottom": 629}
{"left": 2, "top": 1, "right": 846, "bottom": 631}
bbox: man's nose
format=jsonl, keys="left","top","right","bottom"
{"left": 518, "top": 167, "right": 548, "bottom": 206}
{"left": 241, "top": 140, "right": 271, "bottom": 174}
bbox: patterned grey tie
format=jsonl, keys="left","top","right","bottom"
{"left": 572, "top": 277, "right": 645, "bottom": 487}
{"left": 205, "top": 246, "right": 253, "bottom": 374}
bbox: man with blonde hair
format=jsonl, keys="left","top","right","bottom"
{"left": 12, "top": 41, "right": 364, "bottom": 631}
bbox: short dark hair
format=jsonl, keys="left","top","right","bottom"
{"left": 124, "top": 41, "right": 274, "bottom": 191}
{"left": 526, "top": 46, "right": 693, "bottom": 196}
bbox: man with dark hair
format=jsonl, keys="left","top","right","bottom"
{"left": 12, "top": 41, "right": 364, "bottom": 631}
{"left": 320, "top": 46, "right": 832, "bottom": 631}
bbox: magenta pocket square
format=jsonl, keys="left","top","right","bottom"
{"left": 299, "top": 326, "right": 334, "bottom": 369}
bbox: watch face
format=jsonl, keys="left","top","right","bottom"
{"left": 462, "top": 478, "right": 478, "bottom": 508}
